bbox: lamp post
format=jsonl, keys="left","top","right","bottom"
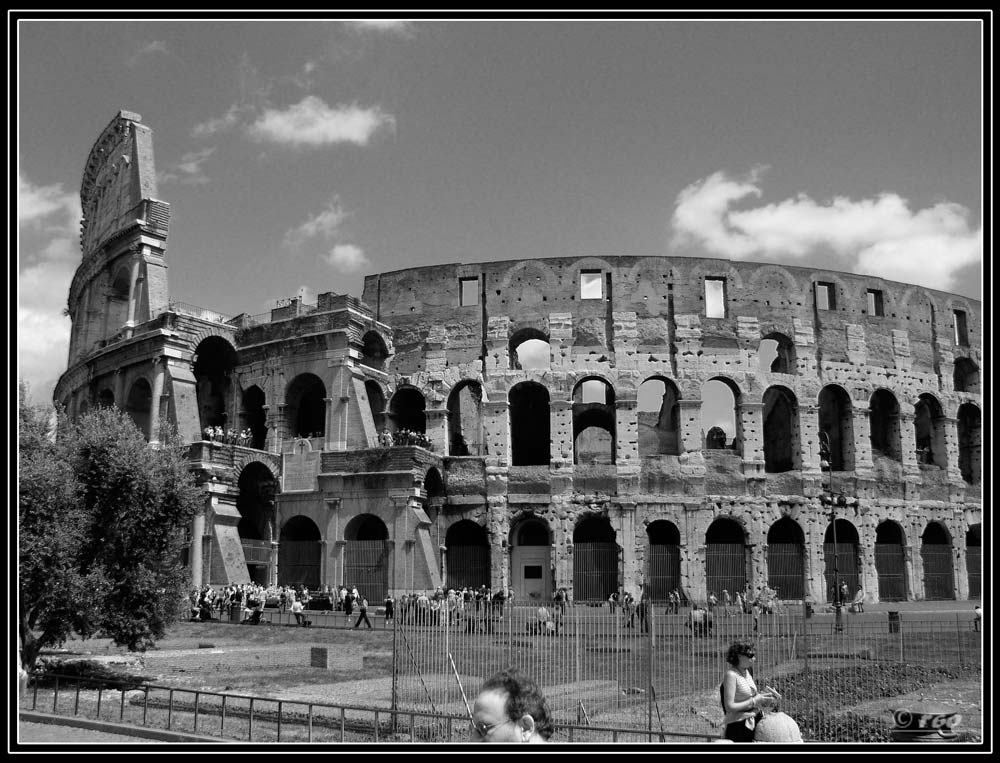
{"left": 819, "top": 431, "right": 843, "bottom": 633}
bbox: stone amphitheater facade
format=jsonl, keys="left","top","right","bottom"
{"left": 54, "top": 111, "right": 982, "bottom": 605}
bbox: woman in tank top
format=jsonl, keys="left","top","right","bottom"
{"left": 720, "top": 640, "right": 780, "bottom": 742}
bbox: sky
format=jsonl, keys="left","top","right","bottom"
{"left": 16, "top": 15, "right": 986, "bottom": 415}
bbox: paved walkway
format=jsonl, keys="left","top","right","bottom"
{"left": 17, "top": 720, "right": 161, "bottom": 744}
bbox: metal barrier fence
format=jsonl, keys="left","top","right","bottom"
{"left": 391, "top": 601, "right": 982, "bottom": 743}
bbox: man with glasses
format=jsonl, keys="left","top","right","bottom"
{"left": 469, "top": 668, "right": 553, "bottom": 743}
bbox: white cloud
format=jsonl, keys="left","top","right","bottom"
{"left": 17, "top": 260, "right": 75, "bottom": 405}
{"left": 160, "top": 147, "right": 215, "bottom": 185}
{"left": 670, "top": 170, "right": 982, "bottom": 292}
{"left": 344, "top": 19, "right": 413, "bottom": 34}
{"left": 18, "top": 175, "right": 80, "bottom": 229}
{"left": 127, "top": 40, "right": 175, "bottom": 66}
{"left": 192, "top": 104, "right": 244, "bottom": 138}
{"left": 284, "top": 197, "right": 348, "bottom": 245}
{"left": 321, "top": 244, "right": 369, "bottom": 272}
{"left": 248, "top": 96, "right": 394, "bottom": 147}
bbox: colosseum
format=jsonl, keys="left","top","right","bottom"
{"left": 53, "top": 110, "right": 983, "bottom": 606}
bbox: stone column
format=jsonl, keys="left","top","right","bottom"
{"left": 615, "top": 397, "right": 639, "bottom": 466}
{"left": 324, "top": 395, "right": 339, "bottom": 450}
{"left": 617, "top": 501, "right": 637, "bottom": 596}
{"left": 125, "top": 253, "right": 143, "bottom": 337}
{"left": 798, "top": 404, "right": 822, "bottom": 475}
{"left": 483, "top": 400, "right": 509, "bottom": 464}
{"left": 114, "top": 369, "right": 126, "bottom": 409}
{"left": 333, "top": 540, "right": 347, "bottom": 588}
{"left": 941, "top": 416, "right": 963, "bottom": 484}
{"left": 319, "top": 539, "right": 329, "bottom": 587}
{"left": 276, "top": 404, "right": 289, "bottom": 451}
{"left": 738, "top": 400, "right": 765, "bottom": 473}
{"left": 190, "top": 511, "right": 206, "bottom": 589}
{"left": 678, "top": 399, "right": 704, "bottom": 454}
{"left": 550, "top": 399, "right": 574, "bottom": 468}
{"left": 899, "top": 412, "right": 918, "bottom": 469}
{"left": 852, "top": 406, "right": 874, "bottom": 474}
{"left": 148, "top": 356, "right": 167, "bottom": 443}
{"left": 425, "top": 408, "right": 449, "bottom": 455}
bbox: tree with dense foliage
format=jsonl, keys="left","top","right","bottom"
{"left": 18, "top": 384, "right": 201, "bottom": 671}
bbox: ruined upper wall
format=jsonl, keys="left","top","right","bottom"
{"left": 79, "top": 110, "right": 163, "bottom": 258}
{"left": 361, "top": 256, "right": 981, "bottom": 377}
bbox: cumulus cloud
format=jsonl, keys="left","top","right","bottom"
{"left": 248, "top": 96, "right": 394, "bottom": 147}
{"left": 192, "top": 104, "right": 245, "bottom": 138}
{"left": 284, "top": 197, "right": 348, "bottom": 246}
{"left": 159, "top": 147, "right": 215, "bottom": 185}
{"left": 670, "top": 170, "right": 982, "bottom": 292}
{"left": 344, "top": 19, "right": 413, "bottom": 34}
{"left": 321, "top": 244, "right": 369, "bottom": 272}
{"left": 18, "top": 175, "right": 80, "bottom": 230}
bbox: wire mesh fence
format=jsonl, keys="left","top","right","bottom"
{"left": 391, "top": 600, "right": 982, "bottom": 743}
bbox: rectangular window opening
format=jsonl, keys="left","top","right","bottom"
{"left": 815, "top": 282, "right": 835, "bottom": 311}
{"left": 524, "top": 565, "right": 543, "bottom": 579}
{"left": 954, "top": 310, "right": 969, "bottom": 346}
{"left": 459, "top": 277, "right": 479, "bottom": 306}
{"left": 867, "top": 289, "right": 884, "bottom": 317}
{"left": 580, "top": 271, "right": 603, "bottom": 300}
{"left": 705, "top": 277, "right": 726, "bottom": 318}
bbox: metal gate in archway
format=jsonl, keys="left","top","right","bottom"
{"left": 706, "top": 543, "right": 747, "bottom": 599}
{"left": 967, "top": 546, "right": 981, "bottom": 599}
{"left": 645, "top": 544, "right": 681, "bottom": 600}
{"left": 344, "top": 540, "right": 389, "bottom": 600}
{"left": 874, "top": 543, "right": 907, "bottom": 601}
{"left": 279, "top": 541, "right": 321, "bottom": 588}
{"left": 921, "top": 545, "right": 955, "bottom": 600}
{"left": 766, "top": 544, "right": 804, "bottom": 599}
{"left": 573, "top": 543, "right": 618, "bottom": 601}
{"left": 823, "top": 543, "right": 859, "bottom": 602}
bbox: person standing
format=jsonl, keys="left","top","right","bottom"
{"left": 384, "top": 593, "right": 395, "bottom": 626}
{"left": 720, "top": 641, "right": 780, "bottom": 742}
{"left": 291, "top": 597, "right": 305, "bottom": 626}
{"left": 354, "top": 595, "right": 373, "bottom": 629}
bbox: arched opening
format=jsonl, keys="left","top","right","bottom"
{"left": 701, "top": 378, "right": 740, "bottom": 453}
{"left": 766, "top": 518, "right": 805, "bottom": 598}
{"left": 869, "top": 389, "right": 903, "bottom": 462}
{"left": 573, "top": 515, "right": 617, "bottom": 602}
{"left": 966, "top": 524, "right": 981, "bottom": 600}
{"left": 759, "top": 333, "right": 796, "bottom": 374}
{"left": 278, "top": 516, "right": 321, "bottom": 589}
{"left": 823, "top": 519, "right": 860, "bottom": 602}
{"left": 194, "top": 336, "right": 238, "bottom": 434}
{"left": 645, "top": 520, "right": 681, "bottom": 600}
{"left": 445, "top": 520, "right": 490, "bottom": 590}
{"left": 510, "top": 517, "right": 551, "bottom": 602}
{"left": 239, "top": 385, "right": 267, "bottom": 450}
{"left": 509, "top": 328, "right": 550, "bottom": 371}
{"left": 107, "top": 266, "right": 131, "bottom": 336}
{"left": 238, "top": 463, "right": 277, "bottom": 585}
{"left": 573, "top": 378, "right": 615, "bottom": 465}
{"left": 914, "top": 393, "right": 947, "bottom": 468}
{"left": 344, "top": 514, "right": 390, "bottom": 600}
{"left": 953, "top": 358, "right": 980, "bottom": 394}
{"left": 509, "top": 382, "right": 550, "bottom": 465}
{"left": 762, "top": 386, "right": 799, "bottom": 473}
{"left": 286, "top": 373, "right": 327, "bottom": 439}
{"left": 448, "top": 381, "right": 484, "bottom": 456}
{"left": 365, "top": 380, "right": 386, "bottom": 434}
{"left": 423, "top": 467, "right": 444, "bottom": 522}
{"left": 921, "top": 522, "right": 954, "bottom": 600}
{"left": 875, "top": 522, "right": 907, "bottom": 601}
{"left": 389, "top": 387, "right": 426, "bottom": 435}
{"left": 705, "top": 519, "right": 747, "bottom": 601}
{"left": 125, "top": 378, "right": 153, "bottom": 440}
{"left": 957, "top": 403, "right": 981, "bottom": 485}
{"left": 97, "top": 388, "right": 115, "bottom": 408}
{"left": 361, "top": 330, "right": 389, "bottom": 371}
{"left": 637, "top": 377, "right": 681, "bottom": 456}
{"left": 818, "top": 385, "right": 855, "bottom": 471}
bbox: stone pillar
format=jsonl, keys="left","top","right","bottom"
{"left": 261, "top": 405, "right": 272, "bottom": 451}
{"left": 319, "top": 539, "right": 329, "bottom": 587}
{"left": 425, "top": 408, "right": 449, "bottom": 455}
{"left": 618, "top": 501, "right": 637, "bottom": 596}
{"left": 941, "top": 416, "right": 963, "bottom": 483}
{"left": 615, "top": 397, "right": 638, "bottom": 466}
{"left": 953, "top": 537, "right": 967, "bottom": 600}
{"left": 325, "top": 395, "right": 339, "bottom": 451}
{"left": 114, "top": 368, "right": 125, "bottom": 409}
{"left": 678, "top": 400, "right": 704, "bottom": 454}
{"left": 190, "top": 512, "right": 206, "bottom": 589}
{"left": 899, "top": 412, "right": 918, "bottom": 468}
{"left": 798, "top": 404, "right": 822, "bottom": 475}
{"left": 270, "top": 539, "right": 279, "bottom": 587}
{"left": 483, "top": 400, "right": 509, "bottom": 464}
{"left": 125, "top": 253, "right": 143, "bottom": 336}
{"left": 738, "top": 400, "right": 765, "bottom": 472}
{"left": 852, "top": 406, "right": 874, "bottom": 474}
{"left": 550, "top": 399, "right": 574, "bottom": 467}
{"left": 485, "top": 316, "right": 511, "bottom": 373}
{"left": 276, "top": 404, "right": 289, "bottom": 452}
{"left": 148, "top": 356, "right": 167, "bottom": 443}
{"left": 548, "top": 313, "right": 573, "bottom": 369}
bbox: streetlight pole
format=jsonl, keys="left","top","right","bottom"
{"left": 819, "top": 431, "right": 843, "bottom": 633}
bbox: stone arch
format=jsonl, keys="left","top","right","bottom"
{"left": 97, "top": 388, "right": 115, "bottom": 408}
{"left": 237, "top": 462, "right": 277, "bottom": 541}
{"left": 389, "top": 385, "right": 426, "bottom": 434}
{"left": 759, "top": 332, "right": 796, "bottom": 374}
{"left": 763, "top": 386, "right": 799, "bottom": 473}
{"left": 498, "top": 258, "right": 559, "bottom": 292}
{"left": 509, "top": 381, "right": 550, "bottom": 466}
{"left": 953, "top": 357, "right": 980, "bottom": 394}
{"left": 874, "top": 521, "right": 908, "bottom": 601}
{"left": 921, "top": 521, "right": 955, "bottom": 600}
{"left": 447, "top": 379, "right": 484, "bottom": 456}
{"left": 124, "top": 377, "right": 153, "bottom": 439}
{"left": 239, "top": 384, "right": 267, "bottom": 449}
{"left": 343, "top": 514, "right": 390, "bottom": 599}
{"left": 818, "top": 384, "right": 855, "bottom": 471}
{"left": 278, "top": 515, "right": 321, "bottom": 588}
{"left": 637, "top": 376, "right": 681, "bottom": 456}
{"left": 746, "top": 264, "right": 804, "bottom": 308}
{"left": 573, "top": 514, "right": 618, "bottom": 602}
{"left": 360, "top": 330, "right": 390, "bottom": 371}
{"left": 510, "top": 515, "right": 552, "bottom": 603}
{"left": 869, "top": 388, "right": 903, "bottom": 463}
{"left": 823, "top": 519, "right": 860, "bottom": 603}
{"left": 364, "top": 379, "right": 387, "bottom": 434}
{"left": 705, "top": 517, "right": 748, "bottom": 602}
{"left": 702, "top": 376, "right": 742, "bottom": 453}
{"left": 509, "top": 327, "right": 551, "bottom": 371}
{"left": 285, "top": 373, "right": 327, "bottom": 439}
{"left": 913, "top": 392, "right": 947, "bottom": 468}
{"left": 957, "top": 403, "right": 981, "bottom": 485}
{"left": 766, "top": 517, "right": 805, "bottom": 598}
{"left": 194, "top": 336, "right": 239, "bottom": 433}
{"left": 106, "top": 264, "right": 131, "bottom": 334}
{"left": 445, "top": 520, "right": 490, "bottom": 590}
{"left": 572, "top": 376, "right": 616, "bottom": 465}
{"left": 645, "top": 519, "right": 681, "bottom": 599}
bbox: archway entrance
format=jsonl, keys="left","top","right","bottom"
{"left": 823, "top": 520, "right": 860, "bottom": 602}
{"left": 510, "top": 518, "right": 551, "bottom": 603}
{"left": 344, "top": 515, "right": 389, "bottom": 600}
{"left": 921, "top": 522, "right": 955, "bottom": 600}
{"left": 874, "top": 522, "right": 907, "bottom": 601}
{"left": 278, "top": 516, "right": 321, "bottom": 589}
{"left": 705, "top": 519, "right": 747, "bottom": 601}
{"left": 766, "top": 518, "right": 805, "bottom": 599}
{"left": 237, "top": 463, "right": 276, "bottom": 585}
{"left": 966, "top": 524, "right": 981, "bottom": 599}
{"left": 446, "top": 520, "right": 490, "bottom": 589}
{"left": 645, "top": 520, "right": 681, "bottom": 600}
{"left": 573, "top": 515, "right": 618, "bottom": 602}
